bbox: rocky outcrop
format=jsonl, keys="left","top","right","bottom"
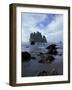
{"left": 39, "top": 54, "right": 55, "bottom": 63}
{"left": 46, "top": 44, "right": 58, "bottom": 55}
{"left": 29, "top": 32, "right": 47, "bottom": 45}
{"left": 22, "top": 52, "right": 31, "bottom": 62}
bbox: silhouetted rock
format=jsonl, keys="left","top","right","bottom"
{"left": 31, "top": 41, "right": 35, "bottom": 45}
{"left": 46, "top": 44, "right": 58, "bottom": 55}
{"left": 42, "top": 36, "right": 47, "bottom": 43}
{"left": 48, "top": 49, "right": 58, "bottom": 55}
{"left": 45, "top": 55, "right": 55, "bottom": 63}
{"left": 46, "top": 44, "right": 56, "bottom": 49}
{"left": 39, "top": 55, "right": 55, "bottom": 63}
{"left": 22, "top": 52, "right": 31, "bottom": 62}
{"left": 30, "top": 32, "right": 47, "bottom": 44}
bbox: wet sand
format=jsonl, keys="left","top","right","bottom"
{"left": 22, "top": 43, "right": 63, "bottom": 77}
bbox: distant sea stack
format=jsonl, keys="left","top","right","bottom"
{"left": 29, "top": 32, "right": 47, "bottom": 45}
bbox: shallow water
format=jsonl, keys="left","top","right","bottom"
{"left": 21, "top": 43, "right": 63, "bottom": 77}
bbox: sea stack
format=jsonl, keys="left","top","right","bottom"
{"left": 29, "top": 32, "right": 47, "bottom": 45}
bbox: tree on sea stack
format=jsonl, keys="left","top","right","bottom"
{"left": 30, "top": 32, "right": 47, "bottom": 45}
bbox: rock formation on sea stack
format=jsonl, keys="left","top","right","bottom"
{"left": 29, "top": 32, "right": 47, "bottom": 45}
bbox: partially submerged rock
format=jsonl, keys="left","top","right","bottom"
{"left": 22, "top": 52, "right": 31, "bottom": 62}
{"left": 46, "top": 44, "right": 56, "bottom": 49}
{"left": 45, "top": 55, "right": 55, "bottom": 63}
{"left": 46, "top": 44, "right": 58, "bottom": 55}
{"left": 48, "top": 49, "right": 58, "bottom": 55}
{"left": 39, "top": 55, "right": 55, "bottom": 63}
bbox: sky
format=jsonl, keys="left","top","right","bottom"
{"left": 21, "top": 12, "right": 63, "bottom": 43}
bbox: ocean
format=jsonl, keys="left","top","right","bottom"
{"left": 21, "top": 42, "right": 63, "bottom": 77}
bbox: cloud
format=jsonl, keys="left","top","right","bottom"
{"left": 21, "top": 13, "right": 47, "bottom": 42}
{"left": 21, "top": 12, "right": 63, "bottom": 43}
{"left": 42, "top": 15, "right": 63, "bottom": 42}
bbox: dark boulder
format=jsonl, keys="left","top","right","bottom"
{"left": 46, "top": 44, "right": 56, "bottom": 49}
{"left": 48, "top": 49, "right": 58, "bottom": 55}
{"left": 22, "top": 52, "right": 31, "bottom": 62}
{"left": 31, "top": 41, "right": 35, "bottom": 45}
{"left": 39, "top": 55, "right": 55, "bottom": 63}
{"left": 46, "top": 44, "right": 58, "bottom": 55}
{"left": 45, "top": 55, "right": 55, "bottom": 62}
